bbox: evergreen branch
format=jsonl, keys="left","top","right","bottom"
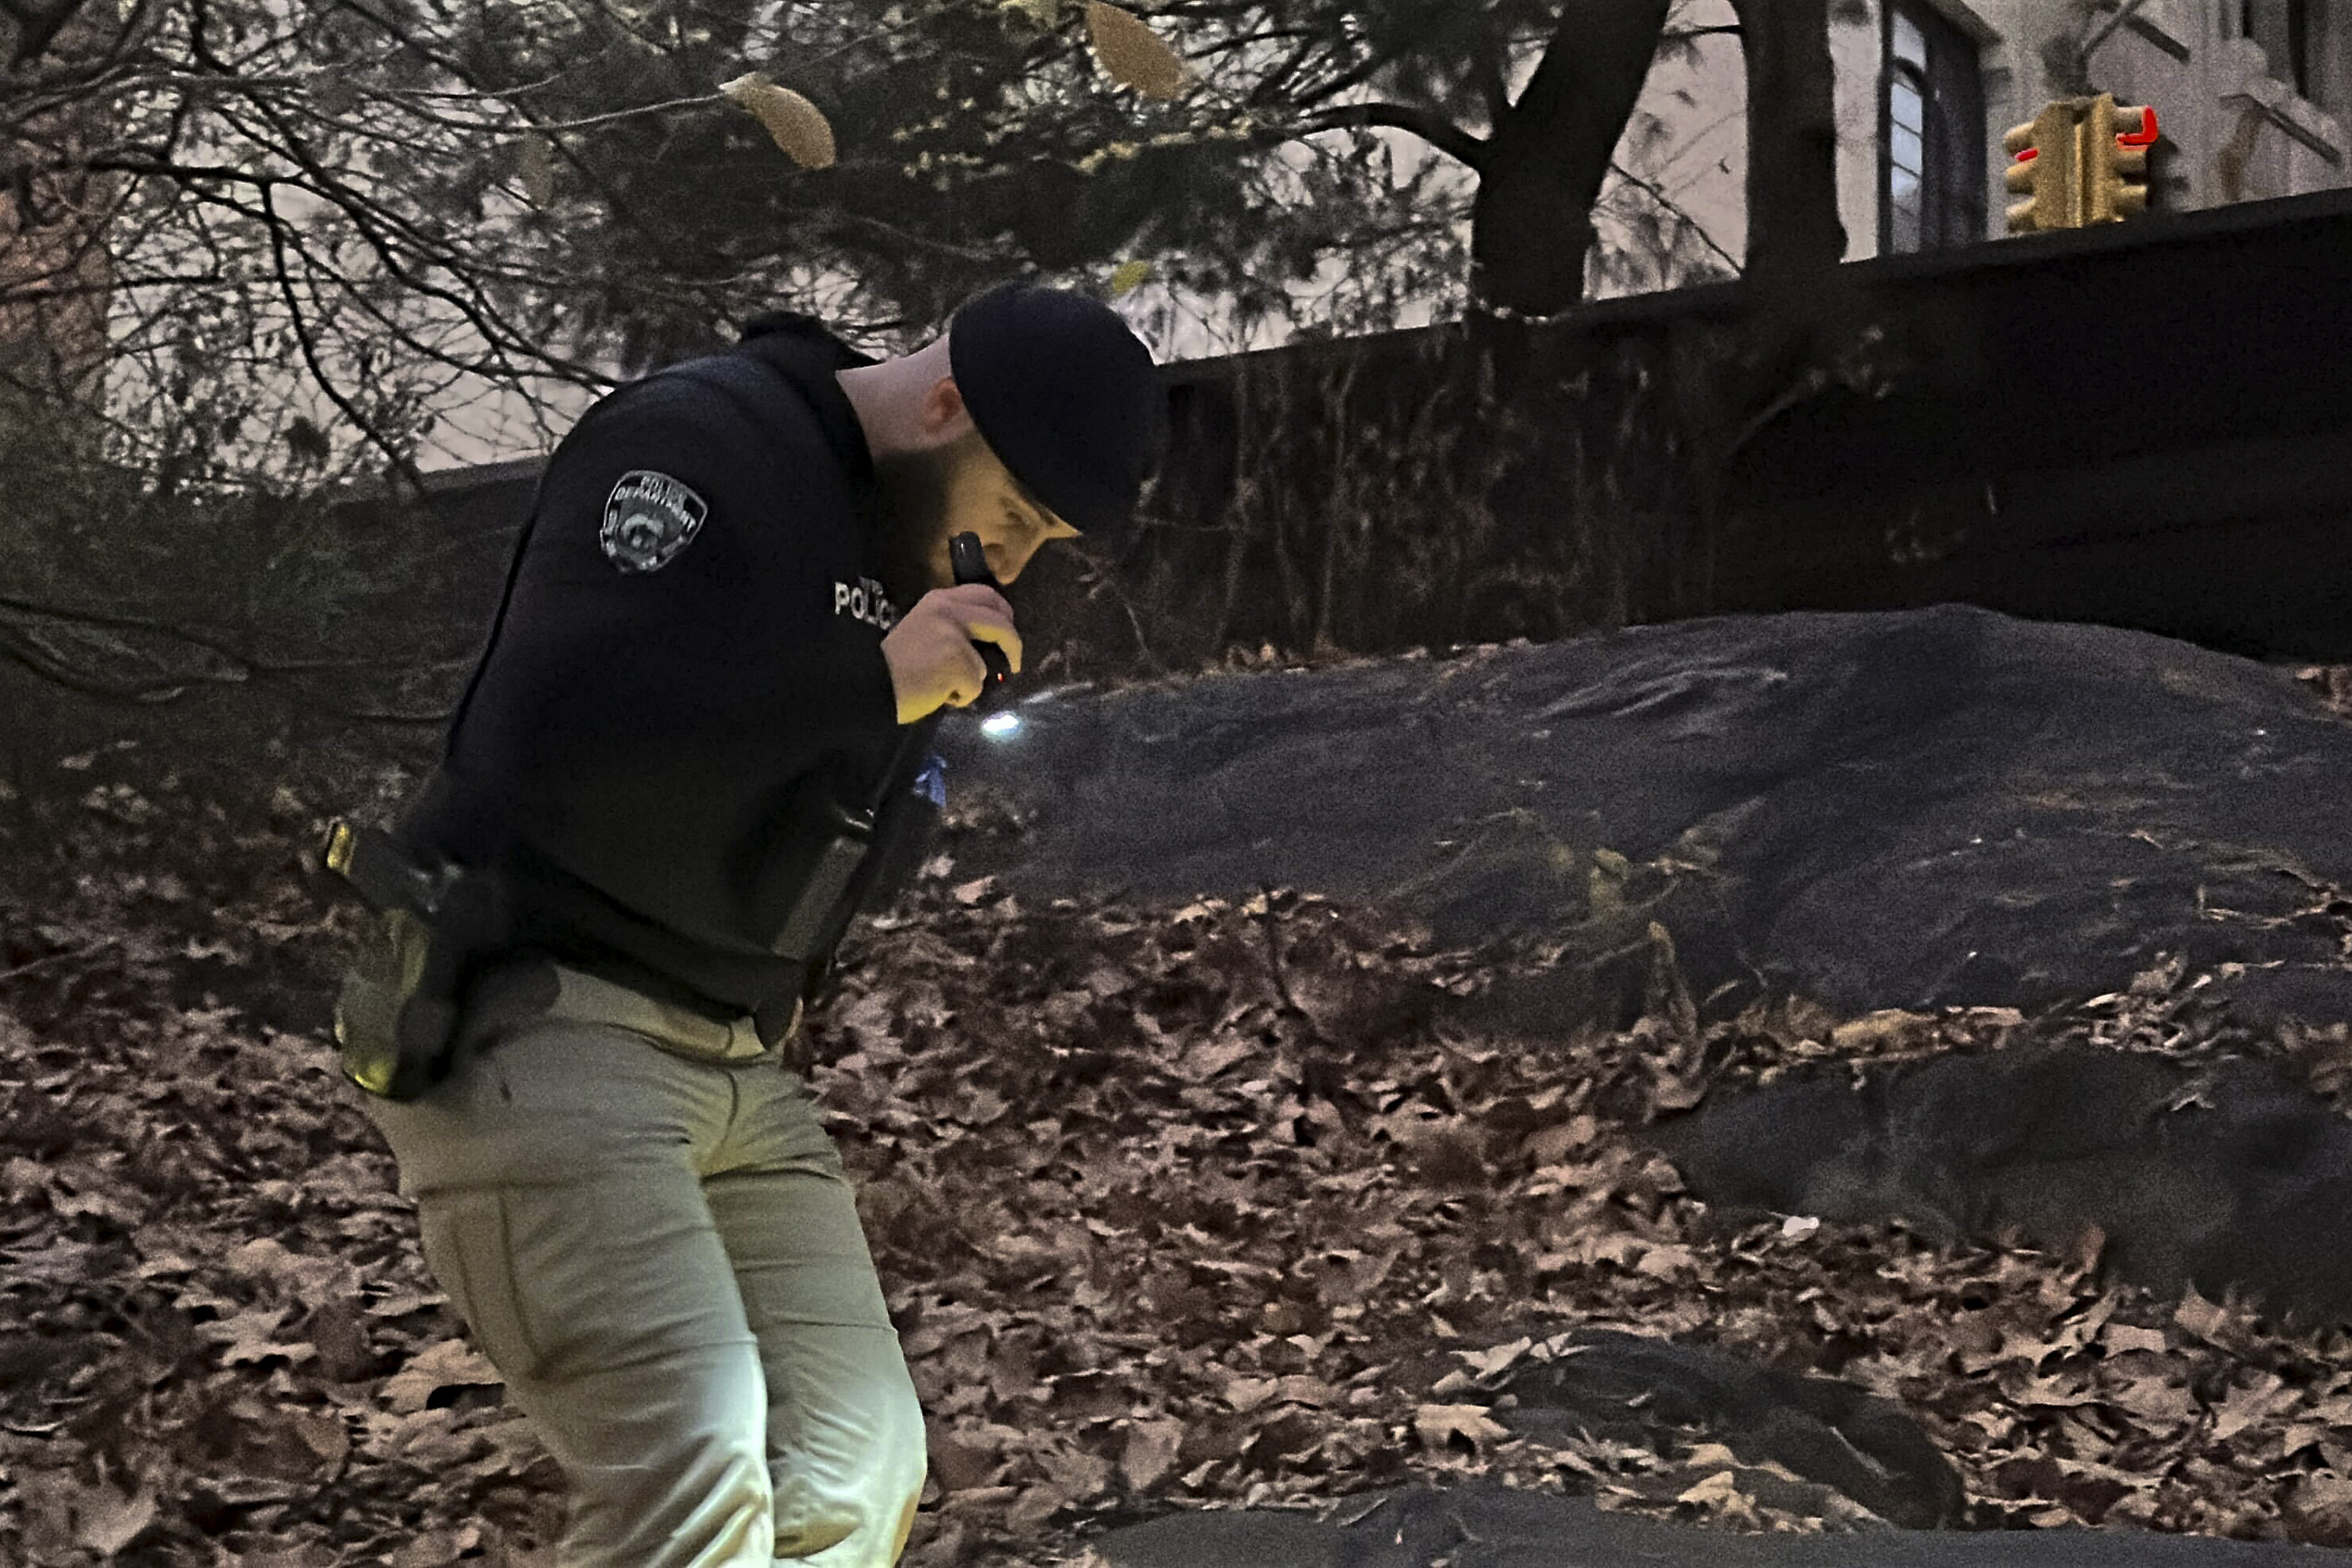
{"left": 1297, "top": 102, "right": 1487, "bottom": 172}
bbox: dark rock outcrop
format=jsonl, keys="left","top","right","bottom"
{"left": 1648, "top": 1043, "right": 2352, "bottom": 1324}
{"left": 936, "top": 605, "right": 2352, "bottom": 1037}
{"left": 1096, "top": 1475, "right": 2351, "bottom": 1568}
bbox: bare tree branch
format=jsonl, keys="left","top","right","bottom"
{"left": 1298, "top": 102, "right": 1487, "bottom": 172}
{"left": 257, "top": 185, "right": 426, "bottom": 497}
{"left": 1606, "top": 158, "right": 1742, "bottom": 275}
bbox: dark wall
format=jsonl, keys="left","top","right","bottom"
{"left": 369, "top": 182, "right": 2352, "bottom": 698}
{"left": 1717, "top": 184, "right": 2352, "bottom": 659}
{"left": 1125, "top": 182, "right": 2352, "bottom": 664}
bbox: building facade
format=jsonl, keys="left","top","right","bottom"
{"left": 1589, "top": 0, "right": 2350, "bottom": 296}
{"left": 1949, "top": 0, "right": 2347, "bottom": 234}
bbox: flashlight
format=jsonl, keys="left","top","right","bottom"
{"left": 949, "top": 531, "right": 1011, "bottom": 690}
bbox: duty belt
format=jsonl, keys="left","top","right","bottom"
{"left": 320, "top": 820, "right": 816, "bottom": 1099}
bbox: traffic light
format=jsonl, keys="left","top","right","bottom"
{"left": 2003, "top": 95, "right": 2159, "bottom": 233}
{"left": 2087, "top": 97, "right": 2157, "bottom": 223}
{"left": 2003, "top": 103, "right": 2077, "bottom": 233}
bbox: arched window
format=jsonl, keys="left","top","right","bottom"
{"left": 1887, "top": 52, "right": 1928, "bottom": 252}
{"left": 1881, "top": 1, "right": 1986, "bottom": 255}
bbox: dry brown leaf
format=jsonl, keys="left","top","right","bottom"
{"left": 383, "top": 1338, "right": 504, "bottom": 1414}
{"left": 1828, "top": 1008, "right": 1938, "bottom": 1052}
{"left": 2099, "top": 1323, "right": 2169, "bottom": 1354}
{"left": 392, "top": 1528, "right": 479, "bottom": 1568}
{"left": 2212, "top": 1372, "right": 2296, "bottom": 1442}
{"left": 1222, "top": 1374, "right": 1278, "bottom": 1413}
{"left": 2173, "top": 1284, "right": 2234, "bottom": 1342}
{"left": 2102, "top": 1372, "right": 2197, "bottom": 1425}
{"left": 1083, "top": 2, "right": 1189, "bottom": 100}
{"left": 1676, "top": 1468, "right": 1741, "bottom": 1505}
{"left": 289, "top": 1406, "right": 355, "bottom": 1467}
{"left": 71, "top": 1478, "right": 158, "bottom": 1555}
{"left": 1634, "top": 1243, "right": 1700, "bottom": 1280}
{"left": 1414, "top": 1402, "right": 1511, "bottom": 1451}
{"left": 718, "top": 73, "right": 836, "bottom": 169}
{"left": 1456, "top": 1337, "right": 1534, "bottom": 1380}
{"left": 1118, "top": 1418, "right": 1184, "bottom": 1490}
{"left": 2294, "top": 1473, "right": 2352, "bottom": 1527}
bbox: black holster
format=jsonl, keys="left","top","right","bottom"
{"left": 322, "top": 820, "right": 511, "bottom": 1102}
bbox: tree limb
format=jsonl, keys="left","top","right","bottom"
{"left": 1469, "top": 0, "right": 1673, "bottom": 316}
{"left": 1288, "top": 30, "right": 1421, "bottom": 112}
{"left": 258, "top": 185, "right": 431, "bottom": 500}
{"left": 1297, "top": 101, "right": 1486, "bottom": 172}
{"left": 1606, "top": 159, "right": 1741, "bottom": 275}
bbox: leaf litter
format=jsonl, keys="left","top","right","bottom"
{"left": 0, "top": 742, "right": 2346, "bottom": 1566}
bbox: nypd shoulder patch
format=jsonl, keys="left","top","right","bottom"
{"left": 600, "top": 470, "right": 708, "bottom": 573}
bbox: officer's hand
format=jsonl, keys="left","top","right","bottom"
{"left": 881, "top": 583, "right": 1022, "bottom": 723}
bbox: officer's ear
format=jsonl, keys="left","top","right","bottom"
{"left": 918, "top": 375, "right": 976, "bottom": 444}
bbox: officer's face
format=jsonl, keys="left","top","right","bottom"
{"left": 949, "top": 444, "right": 1082, "bottom": 587}
{"left": 883, "top": 431, "right": 1079, "bottom": 591}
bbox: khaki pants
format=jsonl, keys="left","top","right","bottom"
{"left": 359, "top": 958, "right": 927, "bottom": 1568}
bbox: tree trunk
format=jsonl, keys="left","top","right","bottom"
{"left": 1730, "top": 0, "right": 1871, "bottom": 465}
{"left": 1467, "top": 0, "right": 1673, "bottom": 318}
{"left": 1734, "top": 0, "right": 1846, "bottom": 285}
{"left": 1658, "top": 0, "right": 1859, "bottom": 619}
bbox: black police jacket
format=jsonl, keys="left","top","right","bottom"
{"left": 398, "top": 313, "right": 945, "bottom": 1026}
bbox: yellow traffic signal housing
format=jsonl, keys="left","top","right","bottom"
{"left": 2003, "top": 94, "right": 2159, "bottom": 233}
{"left": 2087, "top": 97, "right": 2157, "bottom": 223}
{"left": 2003, "top": 103, "right": 2078, "bottom": 233}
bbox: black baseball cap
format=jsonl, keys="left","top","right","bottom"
{"left": 948, "top": 283, "right": 1166, "bottom": 540}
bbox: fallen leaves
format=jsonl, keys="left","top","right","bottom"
{"left": 382, "top": 1338, "right": 503, "bottom": 1415}
{"left": 61, "top": 1476, "right": 158, "bottom": 1556}
{"left": 0, "top": 747, "right": 2349, "bottom": 1565}
{"left": 1117, "top": 1418, "right": 1184, "bottom": 1491}
{"left": 1414, "top": 1402, "right": 1513, "bottom": 1454}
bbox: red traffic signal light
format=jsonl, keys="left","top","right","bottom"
{"left": 2088, "top": 98, "right": 2156, "bottom": 223}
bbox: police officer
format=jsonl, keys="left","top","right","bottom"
{"left": 354, "top": 284, "right": 1164, "bottom": 1567}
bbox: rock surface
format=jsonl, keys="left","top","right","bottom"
{"left": 1479, "top": 1330, "right": 1966, "bottom": 1529}
{"left": 937, "top": 603, "right": 2352, "bottom": 1037}
{"left": 1645, "top": 1040, "right": 2352, "bottom": 1325}
{"left": 1091, "top": 1477, "right": 2352, "bottom": 1568}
